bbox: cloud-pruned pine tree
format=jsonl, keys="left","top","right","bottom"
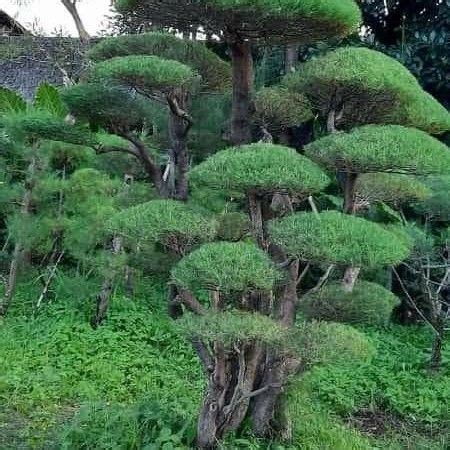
{"left": 114, "top": 0, "right": 361, "bottom": 144}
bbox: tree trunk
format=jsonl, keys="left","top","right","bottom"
{"left": 91, "top": 236, "right": 122, "bottom": 328}
{"left": 247, "top": 192, "right": 266, "bottom": 250}
{"left": 61, "top": 0, "right": 90, "bottom": 43}
{"left": 0, "top": 154, "right": 36, "bottom": 317}
{"left": 230, "top": 40, "right": 253, "bottom": 145}
{"left": 343, "top": 172, "right": 358, "bottom": 215}
{"left": 168, "top": 89, "right": 192, "bottom": 201}
{"left": 342, "top": 266, "right": 361, "bottom": 293}
{"left": 285, "top": 44, "right": 298, "bottom": 73}
{"left": 279, "top": 259, "right": 299, "bottom": 327}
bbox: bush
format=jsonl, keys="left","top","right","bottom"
{"left": 269, "top": 210, "right": 412, "bottom": 267}
{"left": 301, "top": 281, "right": 400, "bottom": 326}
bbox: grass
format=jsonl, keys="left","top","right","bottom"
{"left": 0, "top": 273, "right": 448, "bottom": 449}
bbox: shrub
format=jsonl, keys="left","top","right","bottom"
{"left": 301, "top": 281, "right": 401, "bottom": 326}
{"left": 269, "top": 210, "right": 412, "bottom": 267}
{"left": 413, "top": 175, "right": 450, "bottom": 222}
{"left": 171, "top": 241, "right": 280, "bottom": 293}
{"left": 190, "top": 143, "right": 329, "bottom": 196}
{"left": 304, "top": 125, "right": 450, "bottom": 175}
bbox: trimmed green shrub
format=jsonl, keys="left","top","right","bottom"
{"left": 61, "top": 83, "right": 154, "bottom": 131}
{"left": 304, "top": 125, "right": 450, "bottom": 175}
{"left": 90, "top": 55, "right": 199, "bottom": 93}
{"left": 355, "top": 173, "right": 431, "bottom": 206}
{"left": 171, "top": 241, "right": 279, "bottom": 293}
{"left": 116, "top": 0, "right": 361, "bottom": 44}
{"left": 284, "top": 47, "right": 450, "bottom": 134}
{"left": 190, "top": 143, "right": 329, "bottom": 196}
{"left": 215, "top": 211, "right": 251, "bottom": 242}
{"left": 254, "top": 86, "right": 313, "bottom": 131}
{"left": 109, "top": 199, "right": 216, "bottom": 252}
{"left": 301, "top": 280, "right": 400, "bottom": 326}
{"left": 89, "top": 32, "right": 231, "bottom": 91}
{"left": 0, "top": 111, "right": 95, "bottom": 146}
{"left": 269, "top": 210, "right": 412, "bottom": 267}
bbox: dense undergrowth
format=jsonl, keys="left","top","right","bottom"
{"left": 0, "top": 273, "right": 448, "bottom": 449}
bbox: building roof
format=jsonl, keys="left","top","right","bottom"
{"left": 0, "top": 10, "right": 28, "bottom": 35}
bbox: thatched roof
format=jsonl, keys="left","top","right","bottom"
{"left": 0, "top": 10, "right": 28, "bottom": 35}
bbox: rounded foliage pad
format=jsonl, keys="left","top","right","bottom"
{"left": 301, "top": 280, "right": 400, "bottom": 326}
{"left": 254, "top": 87, "right": 313, "bottom": 131}
{"left": 90, "top": 55, "right": 198, "bottom": 93}
{"left": 190, "top": 143, "right": 329, "bottom": 196}
{"left": 269, "top": 210, "right": 412, "bottom": 267}
{"left": 305, "top": 125, "right": 450, "bottom": 175}
{"left": 413, "top": 176, "right": 450, "bottom": 222}
{"left": 355, "top": 173, "right": 430, "bottom": 207}
{"left": 89, "top": 32, "right": 230, "bottom": 91}
{"left": 284, "top": 47, "right": 450, "bottom": 134}
{"left": 171, "top": 241, "right": 279, "bottom": 293}
{"left": 61, "top": 83, "right": 154, "bottom": 131}
{"left": 116, "top": 0, "right": 361, "bottom": 44}
{"left": 109, "top": 200, "right": 216, "bottom": 252}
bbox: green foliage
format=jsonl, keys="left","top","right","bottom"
{"left": 269, "top": 211, "right": 412, "bottom": 267}
{"left": 254, "top": 86, "right": 313, "bottom": 131}
{"left": 58, "top": 400, "right": 195, "bottom": 450}
{"left": 284, "top": 47, "right": 450, "bottom": 133}
{"left": 61, "top": 83, "right": 154, "bottom": 131}
{"left": 1, "top": 111, "right": 96, "bottom": 147}
{"left": 90, "top": 55, "right": 199, "bottom": 93}
{"left": 171, "top": 241, "right": 279, "bottom": 293}
{"left": 178, "top": 310, "right": 287, "bottom": 348}
{"left": 305, "top": 125, "right": 450, "bottom": 175}
{"left": 190, "top": 143, "right": 329, "bottom": 196}
{"left": 89, "top": 32, "right": 231, "bottom": 91}
{"left": 301, "top": 281, "right": 400, "bottom": 326}
{"left": 109, "top": 199, "right": 216, "bottom": 253}
{"left": 215, "top": 211, "right": 251, "bottom": 242}
{"left": 413, "top": 176, "right": 450, "bottom": 222}
{"left": 0, "top": 87, "right": 27, "bottom": 115}
{"left": 355, "top": 173, "right": 431, "bottom": 207}
{"left": 116, "top": 0, "right": 361, "bottom": 43}
{"left": 34, "top": 83, "right": 68, "bottom": 118}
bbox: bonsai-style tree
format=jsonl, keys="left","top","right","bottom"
{"left": 115, "top": 0, "right": 361, "bottom": 144}
{"left": 0, "top": 88, "right": 95, "bottom": 316}
{"left": 63, "top": 32, "right": 231, "bottom": 200}
{"left": 304, "top": 125, "right": 450, "bottom": 214}
{"left": 171, "top": 241, "right": 374, "bottom": 447}
{"left": 283, "top": 47, "right": 450, "bottom": 135}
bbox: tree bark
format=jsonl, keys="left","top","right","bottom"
{"left": 285, "top": 44, "right": 298, "bottom": 73}
{"left": 61, "top": 0, "right": 90, "bottom": 43}
{"left": 342, "top": 266, "right": 361, "bottom": 293}
{"left": 91, "top": 236, "right": 122, "bottom": 328}
{"left": 343, "top": 172, "right": 358, "bottom": 215}
{"left": 279, "top": 259, "right": 300, "bottom": 327}
{"left": 230, "top": 40, "right": 254, "bottom": 146}
{"left": 247, "top": 192, "right": 267, "bottom": 250}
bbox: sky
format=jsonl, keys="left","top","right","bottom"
{"left": 0, "top": 0, "right": 112, "bottom": 36}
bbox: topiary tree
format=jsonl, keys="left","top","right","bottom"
{"left": 283, "top": 47, "right": 450, "bottom": 135}
{"left": 304, "top": 125, "right": 450, "bottom": 214}
{"left": 269, "top": 210, "right": 411, "bottom": 292}
{"left": 69, "top": 31, "right": 231, "bottom": 200}
{"left": 170, "top": 241, "right": 373, "bottom": 447}
{"left": 114, "top": 0, "right": 361, "bottom": 144}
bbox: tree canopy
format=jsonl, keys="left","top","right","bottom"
{"left": 115, "top": 0, "right": 361, "bottom": 43}
{"left": 304, "top": 125, "right": 450, "bottom": 175}
{"left": 269, "top": 210, "right": 412, "bottom": 267}
{"left": 88, "top": 32, "right": 231, "bottom": 91}
{"left": 190, "top": 143, "right": 329, "bottom": 196}
{"left": 284, "top": 47, "right": 450, "bottom": 133}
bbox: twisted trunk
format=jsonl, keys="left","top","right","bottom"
{"left": 247, "top": 192, "right": 267, "bottom": 250}
{"left": 61, "top": 0, "right": 90, "bottom": 43}
{"left": 230, "top": 40, "right": 253, "bottom": 145}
